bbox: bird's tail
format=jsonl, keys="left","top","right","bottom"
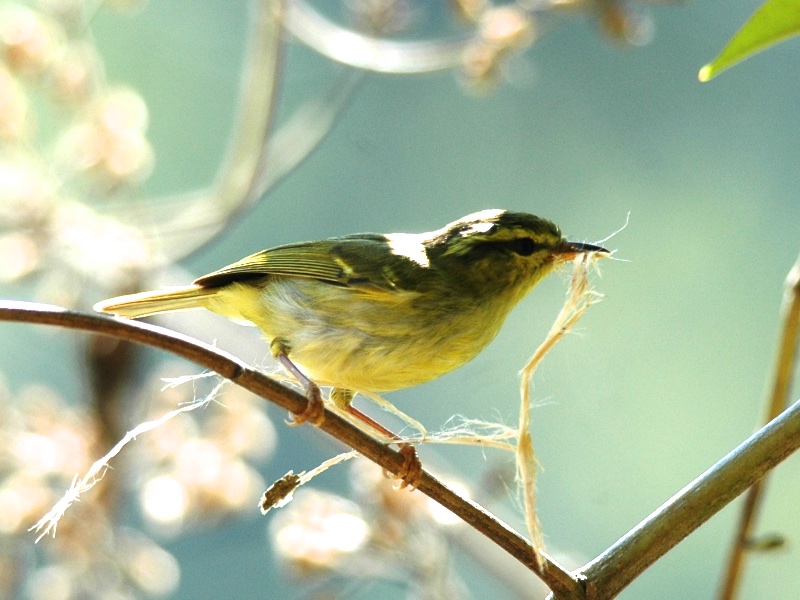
{"left": 94, "top": 286, "right": 218, "bottom": 318}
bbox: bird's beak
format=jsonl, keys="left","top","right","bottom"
{"left": 555, "top": 240, "right": 610, "bottom": 260}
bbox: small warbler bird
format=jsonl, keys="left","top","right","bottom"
{"left": 95, "top": 209, "right": 607, "bottom": 425}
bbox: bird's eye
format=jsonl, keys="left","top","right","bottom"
{"left": 509, "top": 237, "right": 536, "bottom": 256}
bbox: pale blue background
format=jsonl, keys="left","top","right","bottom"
{"left": 4, "top": 1, "right": 800, "bottom": 598}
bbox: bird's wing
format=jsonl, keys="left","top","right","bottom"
{"left": 194, "top": 234, "right": 428, "bottom": 294}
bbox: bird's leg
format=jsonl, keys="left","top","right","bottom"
{"left": 332, "top": 387, "right": 422, "bottom": 490}
{"left": 271, "top": 338, "right": 325, "bottom": 426}
{"left": 331, "top": 388, "right": 397, "bottom": 440}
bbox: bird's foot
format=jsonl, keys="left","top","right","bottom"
{"left": 287, "top": 380, "right": 326, "bottom": 427}
{"left": 392, "top": 444, "right": 423, "bottom": 490}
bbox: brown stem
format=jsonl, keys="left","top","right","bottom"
{"left": 84, "top": 332, "right": 141, "bottom": 511}
{"left": 716, "top": 253, "right": 800, "bottom": 600}
{"left": 0, "top": 300, "right": 583, "bottom": 598}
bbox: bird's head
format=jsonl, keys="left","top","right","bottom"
{"left": 425, "top": 209, "right": 608, "bottom": 296}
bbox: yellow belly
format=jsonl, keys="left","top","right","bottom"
{"left": 203, "top": 278, "right": 513, "bottom": 393}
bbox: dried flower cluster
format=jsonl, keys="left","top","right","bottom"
{"left": 0, "top": 1, "right": 154, "bottom": 302}
{"left": 0, "top": 377, "right": 180, "bottom": 599}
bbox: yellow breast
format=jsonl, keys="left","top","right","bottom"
{"left": 204, "top": 278, "right": 515, "bottom": 393}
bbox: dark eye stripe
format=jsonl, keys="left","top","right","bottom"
{"left": 508, "top": 237, "right": 536, "bottom": 256}
{"left": 464, "top": 237, "right": 542, "bottom": 261}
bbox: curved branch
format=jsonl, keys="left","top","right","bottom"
{"left": 141, "top": 1, "right": 365, "bottom": 264}
{"left": 285, "top": 0, "right": 469, "bottom": 73}
{"left": 0, "top": 300, "right": 583, "bottom": 599}
{"left": 139, "top": 0, "right": 286, "bottom": 262}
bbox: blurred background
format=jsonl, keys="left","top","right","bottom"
{"left": 1, "top": 0, "right": 798, "bottom": 598}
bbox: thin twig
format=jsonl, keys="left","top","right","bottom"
{"left": 260, "top": 450, "right": 359, "bottom": 513}
{"left": 576, "top": 396, "right": 800, "bottom": 600}
{"left": 0, "top": 300, "right": 584, "bottom": 598}
{"left": 716, "top": 253, "right": 800, "bottom": 600}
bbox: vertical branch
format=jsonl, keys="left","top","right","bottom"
{"left": 84, "top": 326, "right": 142, "bottom": 510}
{"left": 717, "top": 253, "right": 800, "bottom": 600}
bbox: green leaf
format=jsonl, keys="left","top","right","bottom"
{"left": 698, "top": 0, "right": 800, "bottom": 81}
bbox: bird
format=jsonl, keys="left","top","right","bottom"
{"left": 95, "top": 209, "right": 608, "bottom": 431}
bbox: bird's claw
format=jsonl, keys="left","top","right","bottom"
{"left": 287, "top": 382, "right": 326, "bottom": 426}
{"left": 392, "top": 444, "right": 422, "bottom": 490}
